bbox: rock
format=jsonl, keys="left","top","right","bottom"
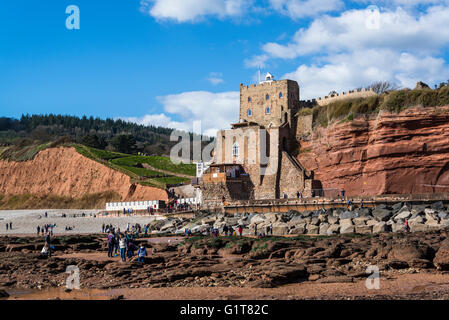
{"left": 306, "top": 224, "right": 319, "bottom": 235}
{"left": 408, "top": 216, "right": 424, "bottom": 225}
{"left": 309, "top": 217, "right": 320, "bottom": 226}
{"left": 318, "top": 214, "right": 328, "bottom": 223}
{"left": 0, "top": 289, "right": 9, "bottom": 298}
{"left": 250, "top": 215, "right": 266, "bottom": 225}
{"left": 410, "top": 223, "right": 428, "bottom": 233}
{"left": 319, "top": 223, "right": 330, "bottom": 235}
{"left": 340, "top": 225, "right": 355, "bottom": 234}
{"left": 434, "top": 239, "right": 449, "bottom": 270}
{"left": 289, "top": 215, "right": 304, "bottom": 224}
{"left": 271, "top": 222, "right": 289, "bottom": 236}
{"left": 440, "top": 220, "right": 449, "bottom": 228}
{"left": 373, "top": 221, "right": 387, "bottom": 234}
{"left": 432, "top": 201, "right": 445, "bottom": 211}
{"left": 391, "top": 223, "right": 405, "bottom": 233}
{"left": 289, "top": 224, "right": 306, "bottom": 235}
{"left": 264, "top": 213, "right": 280, "bottom": 223}
{"left": 355, "top": 225, "right": 372, "bottom": 234}
{"left": 394, "top": 210, "right": 411, "bottom": 220}
{"left": 372, "top": 208, "right": 392, "bottom": 222}
{"left": 366, "top": 219, "right": 377, "bottom": 226}
{"left": 392, "top": 202, "right": 403, "bottom": 211}
{"left": 328, "top": 216, "right": 339, "bottom": 225}
{"left": 339, "top": 218, "right": 353, "bottom": 227}
{"left": 301, "top": 211, "right": 313, "bottom": 218}
{"left": 438, "top": 212, "right": 449, "bottom": 220}
{"left": 327, "top": 224, "right": 340, "bottom": 235}
{"left": 353, "top": 217, "right": 369, "bottom": 226}
{"left": 340, "top": 211, "right": 357, "bottom": 219}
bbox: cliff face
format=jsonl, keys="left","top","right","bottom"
{"left": 297, "top": 106, "right": 449, "bottom": 197}
{"left": 0, "top": 147, "right": 168, "bottom": 204}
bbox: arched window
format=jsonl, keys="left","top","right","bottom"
{"left": 279, "top": 92, "right": 283, "bottom": 98}
{"left": 247, "top": 108, "right": 252, "bottom": 117}
{"left": 248, "top": 97, "right": 251, "bottom": 103}
{"left": 265, "top": 106, "right": 271, "bottom": 115}
{"left": 266, "top": 94, "right": 269, "bottom": 101}
{"left": 232, "top": 142, "right": 239, "bottom": 157}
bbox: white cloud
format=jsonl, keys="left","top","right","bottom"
{"left": 122, "top": 91, "right": 239, "bottom": 137}
{"left": 140, "top": 0, "right": 252, "bottom": 22}
{"left": 268, "top": 0, "right": 345, "bottom": 19}
{"left": 207, "top": 72, "right": 224, "bottom": 85}
{"left": 247, "top": 5, "right": 449, "bottom": 99}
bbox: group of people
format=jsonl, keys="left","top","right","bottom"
{"left": 5, "top": 222, "right": 12, "bottom": 231}
{"left": 106, "top": 231, "right": 148, "bottom": 263}
{"left": 185, "top": 225, "right": 246, "bottom": 237}
{"left": 37, "top": 224, "right": 56, "bottom": 236}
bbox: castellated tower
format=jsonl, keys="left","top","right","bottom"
{"left": 200, "top": 73, "right": 313, "bottom": 207}
{"left": 239, "top": 75, "right": 300, "bottom": 129}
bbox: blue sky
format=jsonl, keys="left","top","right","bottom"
{"left": 1, "top": 0, "right": 449, "bottom": 136}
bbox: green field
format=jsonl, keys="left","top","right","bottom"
{"left": 74, "top": 144, "right": 193, "bottom": 189}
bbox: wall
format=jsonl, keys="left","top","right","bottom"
{"left": 316, "top": 88, "right": 377, "bottom": 106}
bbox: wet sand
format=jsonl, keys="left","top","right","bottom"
{"left": 5, "top": 273, "right": 449, "bottom": 300}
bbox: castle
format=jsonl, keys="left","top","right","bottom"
{"left": 199, "top": 73, "right": 315, "bottom": 206}
{"left": 199, "top": 73, "right": 379, "bottom": 206}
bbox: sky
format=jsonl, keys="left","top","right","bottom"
{"left": 1, "top": 0, "right": 449, "bottom": 137}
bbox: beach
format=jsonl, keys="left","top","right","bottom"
{"left": 0, "top": 209, "right": 165, "bottom": 235}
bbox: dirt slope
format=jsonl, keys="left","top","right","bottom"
{"left": 0, "top": 147, "right": 168, "bottom": 206}
{"left": 298, "top": 106, "right": 449, "bottom": 196}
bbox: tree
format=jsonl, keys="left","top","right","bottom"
{"left": 81, "top": 134, "right": 107, "bottom": 149}
{"left": 368, "top": 81, "right": 398, "bottom": 94}
{"left": 111, "top": 134, "right": 136, "bottom": 154}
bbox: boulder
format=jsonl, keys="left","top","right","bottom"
{"left": 355, "top": 225, "right": 372, "bottom": 234}
{"left": 410, "top": 223, "right": 428, "bottom": 233}
{"left": 388, "top": 243, "right": 431, "bottom": 265}
{"left": 340, "top": 225, "right": 355, "bottom": 234}
{"left": 391, "top": 202, "right": 404, "bottom": 211}
{"left": 372, "top": 208, "right": 392, "bottom": 222}
{"left": 289, "top": 224, "right": 306, "bottom": 235}
{"left": 432, "top": 201, "right": 445, "bottom": 211}
{"left": 301, "top": 211, "right": 313, "bottom": 218}
{"left": 319, "top": 223, "right": 330, "bottom": 235}
{"left": 391, "top": 223, "right": 405, "bottom": 233}
{"left": 394, "top": 210, "right": 411, "bottom": 220}
{"left": 355, "top": 208, "right": 372, "bottom": 217}
{"left": 438, "top": 212, "right": 449, "bottom": 220}
{"left": 271, "top": 222, "right": 289, "bottom": 236}
{"left": 306, "top": 224, "right": 319, "bottom": 235}
{"left": 250, "top": 215, "right": 266, "bottom": 225}
{"left": 309, "top": 217, "right": 320, "bottom": 226}
{"left": 434, "top": 239, "right": 449, "bottom": 270}
{"left": 353, "top": 217, "right": 369, "bottom": 226}
{"left": 408, "top": 216, "right": 424, "bottom": 225}
{"left": 318, "top": 214, "right": 328, "bottom": 223}
{"left": 339, "top": 218, "right": 353, "bottom": 227}
{"left": 340, "top": 211, "right": 357, "bottom": 220}
{"left": 366, "top": 219, "right": 377, "bottom": 226}
{"left": 328, "top": 216, "right": 339, "bottom": 225}
{"left": 327, "top": 224, "right": 340, "bottom": 235}
{"left": 373, "top": 221, "right": 388, "bottom": 234}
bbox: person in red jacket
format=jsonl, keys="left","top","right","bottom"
{"left": 238, "top": 226, "right": 243, "bottom": 237}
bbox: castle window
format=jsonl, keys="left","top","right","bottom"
{"left": 266, "top": 94, "right": 269, "bottom": 101}
{"left": 248, "top": 97, "right": 251, "bottom": 103}
{"left": 265, "top": 106, "right": 271, "bottom": 115}
{"left": 247, "top": 108, "right": 252, "bottom": 117}
{"left": 279, "top": 92, "right": 283, "bottom": 98}
{"left": 232, "top": 142, "right": 239, "bottom": 157}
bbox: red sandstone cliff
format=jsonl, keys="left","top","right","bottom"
{"left": 0, "top": 147, "right": 168, "bottom": 206}
{"left": 297, "top": 106, "right": 449, "bottom": 197}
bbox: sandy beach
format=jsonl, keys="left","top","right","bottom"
{"left": 0, "top": 209, "right": 165, "bottom": 235}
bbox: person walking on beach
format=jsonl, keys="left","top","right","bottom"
{"left": 114, "top": 232, "right": 120, "bottom": 256}
{"left": 37, "top": 226, "right": 40, "bottom": 235}
{"left": 119, "top": 236, "right": 127, "bottom": 262}
{"left": 137, "top": 245, "right": 147, "bottom": 263}
{"left": 405, "top": 219, "right": 410, "bottom": 233}
{"left": 238, "top": 226, "right": 243, "bottom": 237}
{"left": 9, "top": 222, "right": 12, "bottom": 230}
{"left": 254, "top": 224, "right": 257, "bottom": 236}
{"left": 107, "top": 232, "right": 115, "bottom": 258}
{"left": 45, "top": 232, "right": 52, "bottom": 257}
{"left": 6, "top": 223, "right": 8, "bottom": 231}
{"left": 102, "top": 224, "right": 105, "bottom": 233}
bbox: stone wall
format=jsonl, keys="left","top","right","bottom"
{"left": 296, "top": 115, "right": 313, "bottom": 139}
{"left": 316, "top": 88, "right": 377, "bottom": 106}
{"left": 279, "top": 151, "right": 306, "bottom": 198}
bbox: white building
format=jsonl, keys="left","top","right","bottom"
{"left": 105, "top": 200, "right": 165, "bottom": 212}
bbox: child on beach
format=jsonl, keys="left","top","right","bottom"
{"left": 137, "top": 245, "right": 147, "bottom": 263}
